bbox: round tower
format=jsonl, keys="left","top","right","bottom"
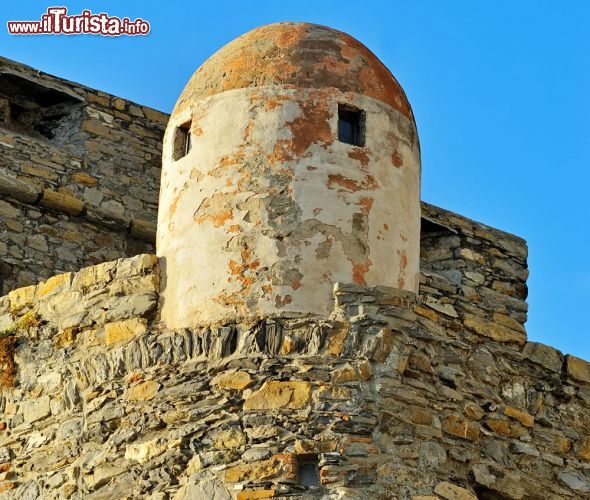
{"left": 157, "top": 22, "right": 421, "bottom": 328}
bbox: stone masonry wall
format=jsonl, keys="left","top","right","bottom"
{"left": 0, "top": 205, "right": 587, "bottom": 499}
{"left": 0, "top": 56, "right": 589, "bottom": 500}
{"left": 0, "top": 57, "right": 166, "bottom": 292}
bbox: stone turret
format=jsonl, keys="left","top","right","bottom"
{"left": 157, "top": 22, "right": 421, "bottom": 328}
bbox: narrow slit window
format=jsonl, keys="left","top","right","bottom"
{"left": 0, "top": 98, "right": 9, "bottom": 125}
{"left": 338, "top": 105, "right": 364, "bottom": 146}
{"left": 173, "top": 121, "right": 191, "bottom": 160}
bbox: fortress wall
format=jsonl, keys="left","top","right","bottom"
{"left": 420, "top": 202, "right": 529, "bottom": 340}
{"left": 0, "top": 218, "right": 585, "bottom": 498}
{"left": 0, "top": 194, "right": 154, "bottom": 294}
{"left": 0, "top": 57, "right": 165, "bottom": 292}
{"left": 0, "top": 54, "right": 588, "bottom": 499}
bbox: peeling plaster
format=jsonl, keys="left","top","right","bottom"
{"left": 172, "top": 22, "right": 414, "bottom": 121}
{"left": 157, "top": 24, "right": 421, "bottom": 328}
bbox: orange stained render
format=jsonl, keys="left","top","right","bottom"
{"left": 348, "top": 147, "right": 370, "bottom": 167}
{"left": 262, "top": 94, "right": 291, "bottom": 111}
{"left": 274, "top": 22, "right": 307, "bottom": 48}
{"left": 399, "top": 252, "right": 408, "bottom": 269}
{"left": 392, "top": 151, "right": 403, "bottom": 167}
{"left": 358, "top": 196, "right": 374, "bottom": 213}
{"left": 173, "top": 23, "right": 415, "bottom": 122}
{"left": 352, "top": 259, "right": 372, "bottom": 285}
{"left": 397, "top": 250, "right": 408, "bottom": 288}
{"left": 160, "top": 22, "right": 421, "bottom": 327}
{"left": 194, "top": 194, "right": 236, "bottom": 227}
{"left": 190, "top": 107, "right": 207, "bottom": 136}
{"left": 275, "top": 294, "right": 293, "bottom": 307}
{"left": 267, "top": 97, "right": 333, "bottom": 164}
{"left": 214, "top": 292, "right": 246, "bottom": 307}
{"left": 327, "top": 174, "right": 378, "bottom": 193}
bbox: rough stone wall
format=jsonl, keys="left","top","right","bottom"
{"left": 0, "top": 54, "right": 588, "bottom": 500}
{"left": 419, "top": 202, "right": 529, "bottom": 342}
{"left": 0, "top": 207, "right": 588, "bottom": 499}
{"left": 0, "top": 57, "right": 166, "bottom": 292}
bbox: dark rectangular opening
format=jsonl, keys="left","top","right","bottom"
{"left": 420, "top": 216, "right": 457, "bottom": 235}
{"left": 173, "top": 121, "right": 191, "bottom": 160}
{"left": 0, "top": 71, "right": 84, "bottom": 147}
{"left": 0, "top": 98, "right": 9, "bottom": 125}
{"left": 297, "top": 454, "right": 320, "bottom": 487}
{"left": 338, "top": 105, "right": 364, "bottom": 146}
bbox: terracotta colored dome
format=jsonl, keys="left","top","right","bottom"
{"left": 173, "top": 22, "right": 414, "bottom": 121}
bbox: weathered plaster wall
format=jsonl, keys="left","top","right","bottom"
{"left": 0, "top": 57, "right": 166, "bottom": 293}
{"left": 158, "top": 86, "right": 420, "bottom": 328}
{"left": 158, "top": 22, "right": 421, "bottom": 328}
{"left": 0, "top": 208, "right": 587, "bottom": 499}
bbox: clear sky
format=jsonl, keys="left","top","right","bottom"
{"left": 2, "top": 1, "right": 589, "bottom": 359}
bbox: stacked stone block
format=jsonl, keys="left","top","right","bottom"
{"left": 0, "top": 205, "right": 586, "bottom": 498}
{"left": 0, "top": 51, "right": 588, "bottom": 500}
{"left": 0, "top": 57, "right": 166, "bottom": 292}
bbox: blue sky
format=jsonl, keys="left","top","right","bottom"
{"left": 2, "top": 1, "right": 589, "bottom": 359}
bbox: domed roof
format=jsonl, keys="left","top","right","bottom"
{"left": 174, "top": 22, "right": 414, "bottom": 121}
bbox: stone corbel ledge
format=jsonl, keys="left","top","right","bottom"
{"left": 0, "top": 167, "right": 155, "bottom": 242}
